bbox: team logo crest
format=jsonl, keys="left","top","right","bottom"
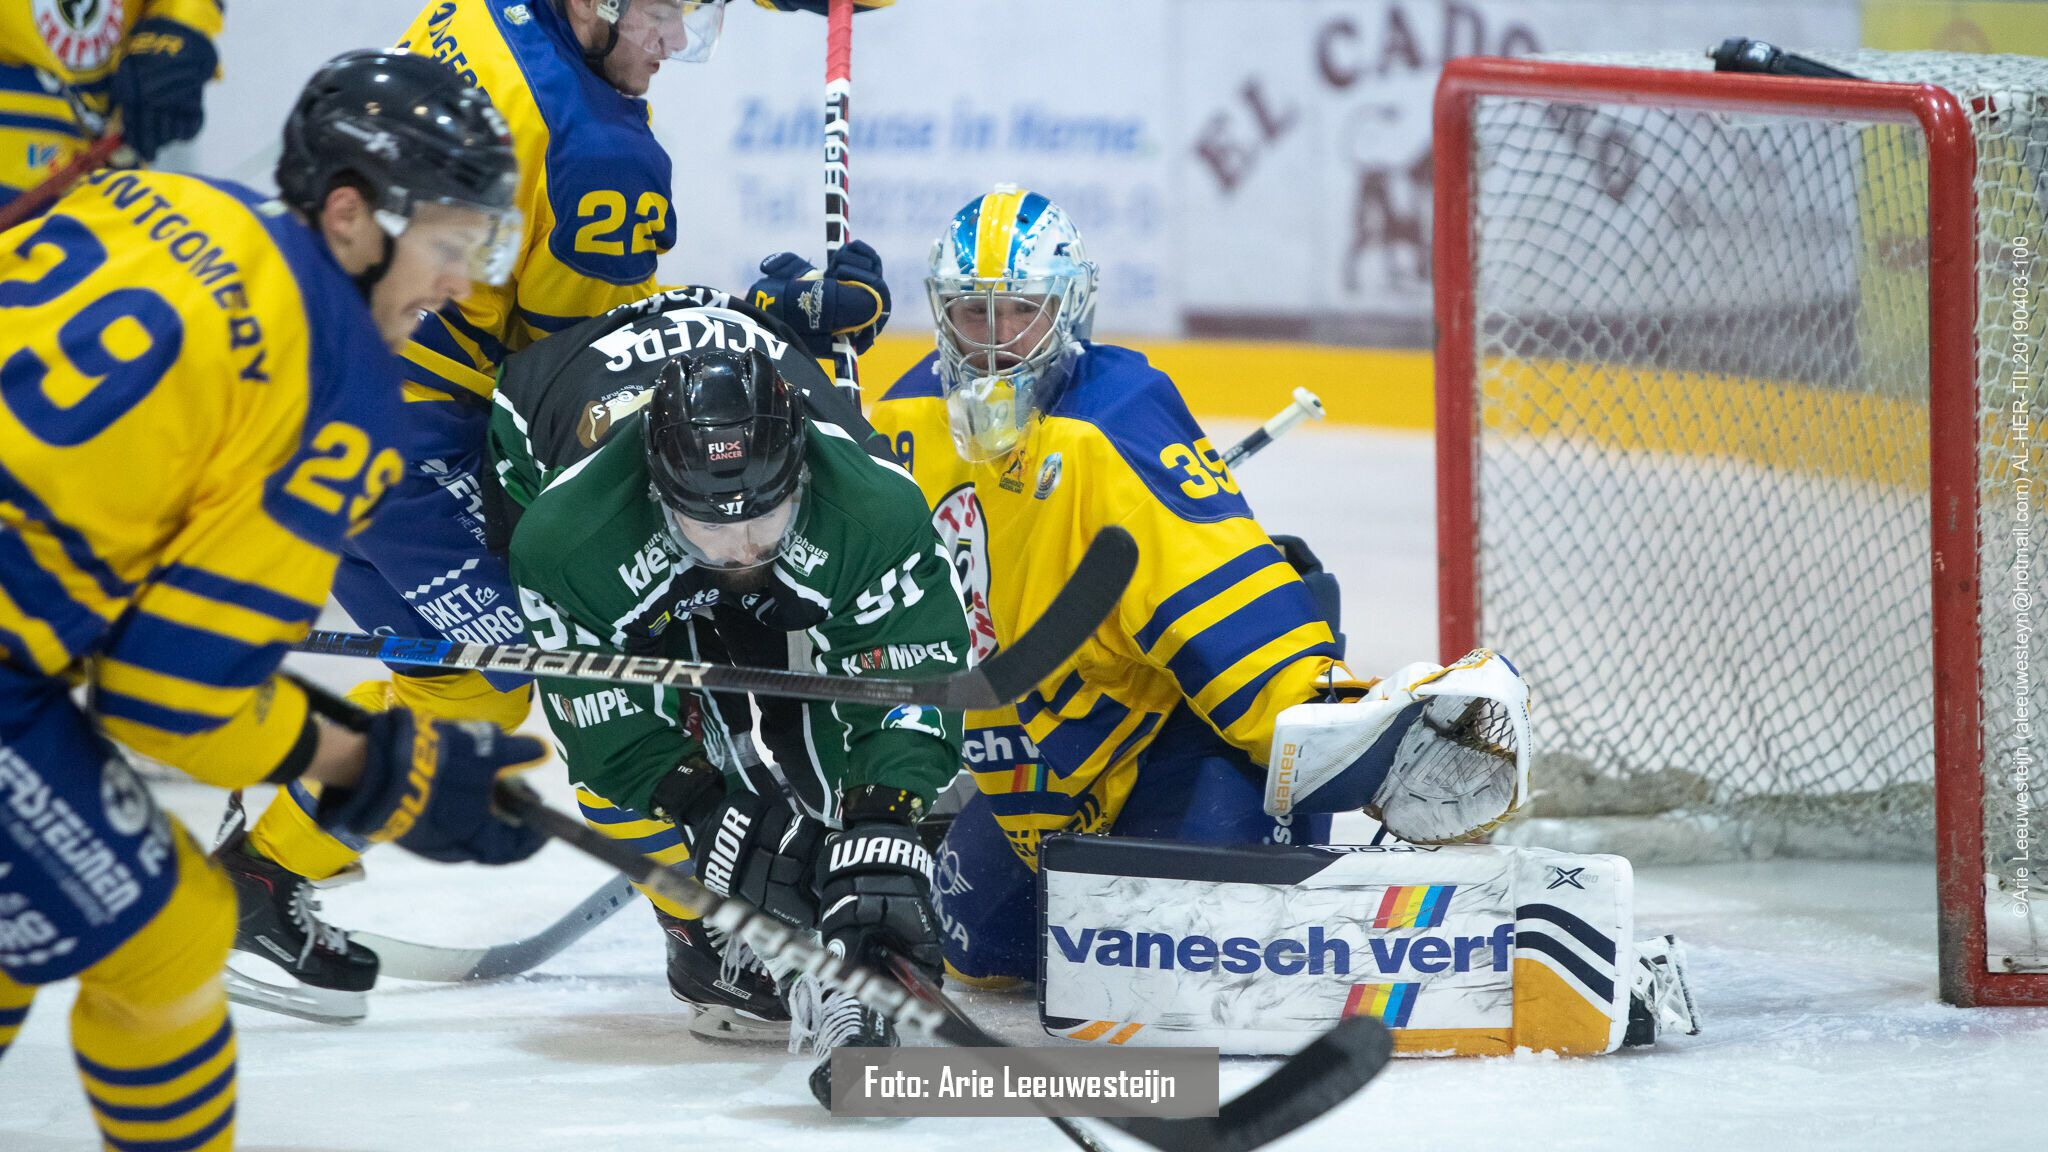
{"left": 881, "top": 704, "right": 946, "bottom": 739}
{"left": 502, "top": 3, "right": 532, "bottom": 23}
{"left": 35, "top": 0, "right": 125, "bottom": 72}
{"left": 1034, "top": 452, "right": 1063, "bottom": 500}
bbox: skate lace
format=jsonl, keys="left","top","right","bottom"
{"left": 784, "top": 974, "right": 878, "bottom": 1057}
{"left": 287, "top": 883, "right": 350, "bottom": 961}
{"left": 704, "top": 922, "right": 771, "bottom": 991}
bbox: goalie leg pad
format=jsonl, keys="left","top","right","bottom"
{"left": 1039, "top": 837, "right": 1640, "bottom": 1056}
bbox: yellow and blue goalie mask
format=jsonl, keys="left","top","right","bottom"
{"left": 926, "top": 184, "right": 1098, "bottom": 463}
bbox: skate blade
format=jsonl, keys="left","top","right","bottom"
{"left": 224, "top": 964, "right": 368, "bottom": 1026}
{"left": 683, "top": 1000, "right": 790, "bottom": 1044}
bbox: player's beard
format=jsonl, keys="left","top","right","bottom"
{"left": 709, "top": 563, "right": 774, "bottom": 596}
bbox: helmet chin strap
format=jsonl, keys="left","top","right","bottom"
{"left": 562, "top": 0, "right": 623, "bottom": 76}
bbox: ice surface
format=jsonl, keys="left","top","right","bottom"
{"left": 7, "top": 425, "right": 2046, "bottom": 1151}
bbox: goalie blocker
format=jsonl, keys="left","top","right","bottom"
{"left": 1038, "top": 836, "right": 1698, "bottom": 1056}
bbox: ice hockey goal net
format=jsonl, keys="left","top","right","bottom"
{"left": 1433, "top": 50, "right": 2044, "bottom": 1005}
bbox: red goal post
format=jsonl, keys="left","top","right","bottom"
{"left": 1432, "top": 53, "right": 2041, "bottom": 1007}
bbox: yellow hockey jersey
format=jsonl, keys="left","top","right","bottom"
{"left": 868, "top": 345, "right": 1346, "bottom": 868}
{"left": 0, "top": 169, "right": 405, "bottom": 785}
{"left": 0, "top": 0, "right": 224, "bottom": 111}
{"left": 394, "top": 0, "right": 675, "bottom": 402}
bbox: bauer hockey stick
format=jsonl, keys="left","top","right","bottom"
{"left": 496, "top": 782, "right": 1393, "bottom": 1151}
{"left": 365, "top": 391, "right": 1329, "bottom": 982}
{"left": 294, "top": 525, "right": 1136, "bottom": 709}
{"left": 823, "top": 0, "right": 859, "bottom": 401}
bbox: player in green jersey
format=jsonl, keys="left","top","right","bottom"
{"left": 490, "top": 290, "right": 967, "bottom": 1106}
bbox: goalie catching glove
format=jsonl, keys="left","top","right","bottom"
{"left": 1265, "top": 648, "right": 1531, "bottom": 843}
{"left": 817, "top": 786, "right": 942, "bottom": 982}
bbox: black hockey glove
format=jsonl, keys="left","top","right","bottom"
{"left": 111, "top": 18, "right": 218, "bottom": 160}
{"left": 817, "top": 786, "right": 941, "bottom": 980}
{"left": 747, "top": 239, "right": 891, "bottom": 359}
{"left": 315, "top": 711, "right": 548, "bottom": 865}
{"left": 651, "top": 758, "right": 826, "bottom": 930}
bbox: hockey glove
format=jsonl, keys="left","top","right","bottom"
{"left": 651, "top": 758, "right": 825, "bottom": 930}
{"left": 817, "top": 786, "right": 941, "bottom": 980}
{"left": 754, "top": 0, "right": 894, "bottom": 13}
{"left": 111, "top": 18, "right": 218, "bottom": 161}
{"left": 747, "top": 240, "right": 891, "bottom": 359}
{"left": 316, "top": 711, "right": 548, "bottom": 865}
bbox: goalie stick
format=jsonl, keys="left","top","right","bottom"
{"left": 292, "top": 526, "right": 1135, "bottom": 709}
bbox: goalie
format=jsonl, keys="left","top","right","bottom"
{"left": 866, "top": 187, "right": 1698, "bottom": 1053}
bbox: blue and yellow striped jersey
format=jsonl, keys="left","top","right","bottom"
{"left": 395, "top": 0, "right": 674, "bottom": 403}
{"left": 0, "top": 169, "right": 404, "bottom": 785}
{"left": 869, "top": 345, "right": 1346, "bottom": 867}
{"left": 0, "top": 0, "right": 224, "bottom": 112}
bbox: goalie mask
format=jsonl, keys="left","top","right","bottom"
{"left": 926, "top": 184, "right": 1098, "bottom": 463}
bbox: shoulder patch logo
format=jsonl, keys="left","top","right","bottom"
{"left": 503, "top": 3, "right": 532, "bottom": 23}
{"left": 1034, "top": 452, "right": 1063, "bottom": 500}
{"left": 882, "top": 704, "right": 947, "bottom": 739}
{"left": 35, "top": 0, "right": 124, "bottom": 72}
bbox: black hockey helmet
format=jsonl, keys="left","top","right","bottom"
{"left": 276, "top": 50, "right": 520, "bottom": 285}
{"left": 645, "top": 345, "right": 807, "bottom": 569}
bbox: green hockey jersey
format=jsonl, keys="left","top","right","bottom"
{"left": 492, "top": 291, "right": 969, "bottom": 820}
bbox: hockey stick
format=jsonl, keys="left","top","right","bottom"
{"left": 822, "top": 0, "right": 859, "bottom": 401}
{"left": 883, "top": 954, "right": 1108, "bottom": 1152}
{"left": 293, "top": 525, "right": 1135, "bottom": 709}
{"left": 884, "top": 954, "right": 1388, "bottom": 1152}
{"left": 1221, "top": 387, "right": 1325, "bottom": 469}
{"left": 288, "top": 527, "right": 1126, "bottom": 986}
{"left": 0, "top": 133, "right": 128, "bottom": 233}
{"left": 500, "top": 782, "right": 1392, "bottom": 1151}
{"left": 333, "top": 391, "right": 1319, "bottom": 986}
{"left": 347, "top": 874, "right": 638, "bottom": 982}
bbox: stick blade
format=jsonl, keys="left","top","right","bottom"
{"left": 948, "top": 526, "right": 1137, "bottom": 710}
{"left": 1107, "top": 1016, "right": 1393, "bottom": 1152}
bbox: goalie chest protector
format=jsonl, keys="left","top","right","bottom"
{"left": 1038, "top": 836, "right": 1634, "bottom": 1056}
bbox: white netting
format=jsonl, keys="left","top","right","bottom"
{"left": 1452, "top": 51, "right": 2046, "bottom": 964}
